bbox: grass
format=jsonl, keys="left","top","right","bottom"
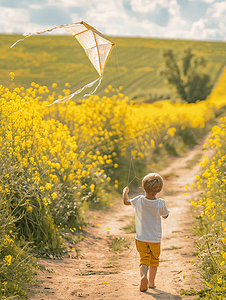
{"left": 108, "top": 237, "right": 130, "bottom": 253}
{"left": 185, "top": 152, "right": 203, "bottom": 169}
{"left": 163, "top": 246, "right": 182, "bottom": 250}
{"left": 2, "top": 34, "right": 226, "bottom": 100}
{"left": 123, "top": 219, "right": 136, "bottom": 234}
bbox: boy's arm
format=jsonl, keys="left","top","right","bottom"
{"left": 123, "top": 187, "right": 131, "bottom": 205}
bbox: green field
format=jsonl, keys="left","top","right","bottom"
{"left": 1, "top": 34, "right": 226, "bottom": 101}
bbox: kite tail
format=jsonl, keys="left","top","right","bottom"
{"left": 10, "top": 38, "right": 27, "bottom": 48}
{"left": 46, "top": 77, "right": 102, "bottom": 107}
{"left": 10, "top": 25, "right": 63, "bottom": 48}
{"left": 84, "top": 77, "right": 102, "bottom": 97}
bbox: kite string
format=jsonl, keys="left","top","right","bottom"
{"left": 126, "top": 126, "right": 142, "bottom": 188}
{"left": 114, "top": 45, "right": 141, "bottom": 187}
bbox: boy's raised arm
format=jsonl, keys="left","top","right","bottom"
{"left": 123, "top": 187, "right": 131, "bottom": 205}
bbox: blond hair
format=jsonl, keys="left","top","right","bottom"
{"left": 142, "top": 173, "right": 163, "bottom": 194}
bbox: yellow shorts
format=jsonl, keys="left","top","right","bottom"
{"left": 135, "top": 239, "right": 161, "bottom": 267}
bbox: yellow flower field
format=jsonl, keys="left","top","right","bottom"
{"left": 1, "top": 67, "right": 226, "bottom": 298}
{"left": 181, "top": 67, "right": 226, "bottom": 298}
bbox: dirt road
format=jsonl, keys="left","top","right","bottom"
{"left": 29, "top": 142, "right": 207, "bottom": 300}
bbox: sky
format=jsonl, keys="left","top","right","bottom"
{"left": 1, "top": 0, "right": 226, "bottom": 41}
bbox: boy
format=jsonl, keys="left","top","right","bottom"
{"left": 123, "top": 172, "right": 169, "bottom": 292}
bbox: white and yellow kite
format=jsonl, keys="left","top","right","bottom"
{"left": 11, "top": 21, "right": 114, "bottom": 106}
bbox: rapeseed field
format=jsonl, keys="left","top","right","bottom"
{"left": 181, "top": 68, "right": 226, "bottom": 299}
{"left": 1, "top": 36, "right": 226, "bottom": 298}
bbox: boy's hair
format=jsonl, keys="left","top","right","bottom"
{"left": 142, "top": 173, "right": 163, "bottom": 194}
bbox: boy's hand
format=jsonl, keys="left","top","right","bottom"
{"left": 122, "top": 187, "right": 131, "bottom": 205}
{"left": 123, "top": 187, "right": 129, "bottom": 194}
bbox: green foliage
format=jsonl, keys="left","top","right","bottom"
{"left": 0, "top": 193, "right": 38, "bottom": 299}
{"left": 108, "top": 237, "right": 130, "bottom": 253}
{"left": 160, "top": 48, "right": 213, "bottom": 103}
{"left": 123, "top": 219, "right": 136, "bottom": 234}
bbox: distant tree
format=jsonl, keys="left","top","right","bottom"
{"left": 159, "top": 48, "right": 213, "bottom": 103}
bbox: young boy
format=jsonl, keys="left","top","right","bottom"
{"left": 122, "top": 172, "right": 169, "bottom": 292}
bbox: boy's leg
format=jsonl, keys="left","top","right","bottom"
{"left": 140, "top": 264, "right": 148, "bottom": 279}
{"left": 140, "top": 264, "right": 148, "bottom": 292}
{"left": 149, "top": 266, "right": 157, "bottom": 288}
{"left": 135, "top": 240, "right": 150, "bottom": 292}
{"left": 148, "top": 243, "right": 161, "bottom": 288}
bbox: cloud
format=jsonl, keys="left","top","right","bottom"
{"left": 47, "top": 0, "right": 88, "bottom": 7}
{"left": 205, "top": 1, "right": 226, "bottom": 39}
{"left": 0, "top": 0, "right": 225, "bottom": 41}
{"left": 189, "top": 0, "right": 215, "bottom": 3}
{"left": 0, "top": 6, "right": 63, "bottom": 35}
{"left": 189, "top": 18, "right": 222, "bottom": 39}
{"left": 207, "top": 1, "right": 226, "bottom": 20}
{"left": 29, "top": 4, "right": 43, "bottom": 9}
{"left": 130, "top": 0, "right": 168, "bottom": 13}
{"left": 0, "top": 7, "right": 30, "bottom": 33}
{"left": 84, "top": 0, "right": 130, "bottom": 34}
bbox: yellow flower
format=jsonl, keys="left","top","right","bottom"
{"left": 51, "top": 192, "right": 57, "bottom": 200}
{"left": 52, "top": 83, "right": 57, "bottom": 88}
{"left": 45, "top": 183, "right": 52, "bottom": 190}
{"left": 9, "top": 72, "right": 15, "bottom": 81}
{"left": 4, "top": 255, "right": 12, "bottom": 266}
{"left": 27, "top": 206, "right": 33, "bottom": 213}
{"left": 90, "top": 184, "right": 95, "bottom": 192}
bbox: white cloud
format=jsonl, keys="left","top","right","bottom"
{"left": 207, "top": 1, "right": 226, "bottom": 20}
{"left": 191, "top": 18, "right": 208, "bottom": 33}
{"left": 84, "top": 0, "right": 129, "bottom": 34}
{"left": 47, "top": 0, "right": 88, "bottom": 7}
{"left": 201, "top": 27, "right": 222, "bottom": 38}
{"left": 0, "top": 6, "right": 61, "bottom": 35}
{"left": 130, "top": 0, "right": 169, "bottom": 13}
{"left": 0, "top": 7, "right": 30, "bottom": 33}
{"left": 167, "top": 0, "right": 188, "bottom": 30}
{"left": 0, "top": 0, "right": 226, "bottom": 41}
{"left": 29, "top": 4, "right": 43, "bottom": 9}
{"left": 189, "top": 0, "right": 215, "bottom": 3}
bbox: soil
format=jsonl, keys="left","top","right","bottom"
{"left": 29, "top": 140, "right": 209, "bottom": 300}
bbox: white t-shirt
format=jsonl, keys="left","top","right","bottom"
{"left": 129, "top": 195, "right": 170, "bottom": 243}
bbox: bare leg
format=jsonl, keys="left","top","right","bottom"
{"left": 149, "top": 266, "right": 157, "bottom": 288}
{"left": 140, "top": 264, "right": 148, "bottom": 292}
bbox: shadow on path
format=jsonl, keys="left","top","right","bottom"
{"left": 145, "top": 288, "right": 182, "bottom": 299}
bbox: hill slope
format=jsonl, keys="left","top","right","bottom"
{"left": 1, "top": 34, "right": 226, "bottom": 100}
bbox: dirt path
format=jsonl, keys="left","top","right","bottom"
{"left": 29, "top": 141, "right": 208, "bottom": 300}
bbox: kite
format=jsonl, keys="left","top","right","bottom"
{"left": 10, "top": 21, "right": 114, "bottom": 106}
